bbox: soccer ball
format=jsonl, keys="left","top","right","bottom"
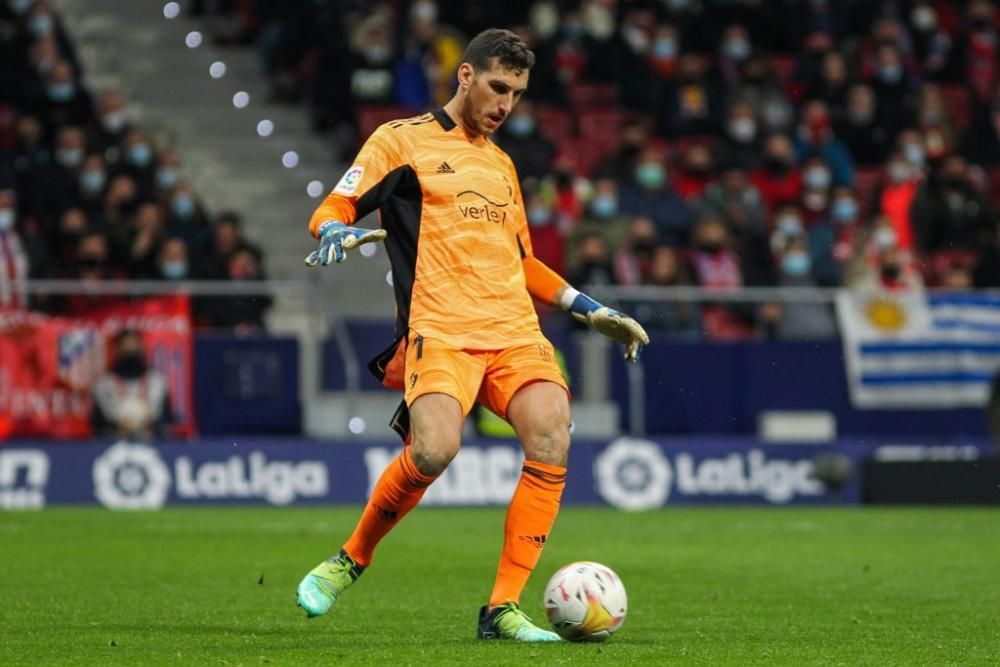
{"left": 543, "top": 561, "right": 627, "bottom": 642}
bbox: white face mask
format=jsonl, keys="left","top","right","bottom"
{"left": 0, "top": 208, "right": 15, "bottom": 231}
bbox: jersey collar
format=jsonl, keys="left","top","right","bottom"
{"left": 432, "top": 108, "right": 457, "bottom": 131}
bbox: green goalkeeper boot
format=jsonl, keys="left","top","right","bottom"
{"left": 296, "top": 550, "right": 365, "bottom": 618}
{"left": 477, "top": 602, "right": 561, "bottom": 642}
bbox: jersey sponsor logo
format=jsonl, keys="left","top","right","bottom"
{"left": 334, "top": 165, "right": 365, "bottom": 196}
{"left": 436, "top": 161, "right": 455, "bottom": 174}
{"left": 456, "top": 190, "right": 509, "bottom": 226}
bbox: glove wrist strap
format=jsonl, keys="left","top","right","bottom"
{"left": 562, "top": 287, "right": 603, "bottom": 317}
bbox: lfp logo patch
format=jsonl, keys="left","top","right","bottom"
{"left": 334, "top": 165, "right": 364, "bottom": 195}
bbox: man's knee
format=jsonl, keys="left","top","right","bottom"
{"left": 409, "top": 433, "right": 460, "bottom": 477}
{"left": 522, "top": 423, "right": 571, "bottom": 466}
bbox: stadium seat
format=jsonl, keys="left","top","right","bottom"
{"left": 578, "top": 109, "right": 624, "bottom": 151}
{"left": 567, "top": 82, "right": 618, "bottom": 108}
{"left": 535, "top": 105, "right": 574, "bottom": 145}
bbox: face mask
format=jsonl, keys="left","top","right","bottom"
{"left": 102, "top": 111, "right": 126, "bottom": 134}
{"left": 912, "top": 6, "right": 936, "bottom": 31}
{"left": 723, "top": 39, "right": 751, "bottom": 61}
{"left": 505, "top": 114, "right": 535, "bottom": 138}
{"left": 777, "top": 214, "right": 803, "bottom": 237}
{"left": 591, "top": 194, "right": 618, "bottom": 219}
{"left": 762, "top": 101, "right": 792, "bottom": 129}
{"left": 697, "top": 240, "right": 724, "bottom": 254}
{"left": 651, "top": 38, "right": 678, "bottom": 60}
{"left": 563, "top": 21, "right": 584, "bottom": 39}
{"left": 113, "top": 353, "right": 146, "bottom": 379}
{"left": 128, "top": 143, "right": 153, "bottom": 167}
{"left": 765, "top": 157, "right": 790, "bottom": 175}
{"left": 782, "top": 252, "right": 811, "bottom": 276}
{"left": 530, "top": 2, "right": 559, "bottom": 39}
{"left": 78, "top": 255, "right": 105, "bottom": 272}
{"left": 832, "top": 199, "right": 858, "bottom": 223}
{"left": 527, "top": 206, "right": 550, "bottom": 226}
{"left": 8, "top": 0, "right": 32, "bottom": 15}
{"left": 583, "top": 5, "right": 615, "bottom": 40}
{"left": 156, "top": 167, "right": 179, "bottom": 190}
{"left": 728, "top": 117, "right": 756, "bottom": 142}
{"left": 622, "top": 26, "right": 648, "bottom": 53}
{"left": 172, "top": 195, "right": 195, "bottom": 219}
{"left": 880, "top": 263, "right": 901, "bottom": 282}
{"left": 888, "top": 163, "right": 911, "bottom": 184}
{"left": 804, "top": 166, "right": 831, "bottom": 190}
{"left": 80, "top": 169, "right": 106, "bottom": 194}
{"left": 902, "top": 143, "right": 924, "bottom": 166}
{"left": 878, "top": 65, "right": 903, "bottom": 84}
{"left": 364, "top": 46, "right": 390, "bottom": 64}
{"left": 161, "top": 260, "right": 188, "bottom": 280}
{"left": 29, "top": 14, "right": 53, "bottom": 37}
{"left": 46, "top": 83, "right": 75, "bottom": 103}
{"left": 411, "top": 0, "right": 437, "bottom": 22}
{"left": 0, "top": 208, "right": 15, "bottom": 231}
{"left": 635, "top": 162, "right": 666, "bottom": 190}
{"left": 55, "top": 147, "right": 84, "bottom": 168}
{"left": 848, "top": 107, "right": 874, "bottom": 125}
{"left": 874, "top": 227, "right": 897, "bottom": 249}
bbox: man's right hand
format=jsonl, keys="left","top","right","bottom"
{"left": 304, "top": 221, "right": 387, "bottom": 266}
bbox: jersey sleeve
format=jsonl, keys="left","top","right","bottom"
{"left": 508, "top": 159, "right": 570, "bottom": 305}
{"left": 308, "top": 123, "right": 409, "bottom": 237}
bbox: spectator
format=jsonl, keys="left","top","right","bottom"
{"left": 128, "top": 202, "right": 166, "bottom": 278}
{"left": 714, "top": 99, "right": 763, "bottom": 169}
{"left": 870, "top": 152, "right": 920, "bottom": 253}
{"left": 659, "top": 52, "right": 724, "bottom": 137}
{"left": 836, "top": 84, "right": 892, "bottom": 166}
{"left": 91, "top": 330, "right": 172, "bottom": 440}
{"left": 523, "top": 185, "right": 564, "bottom": 276}
{"left": 34, "top": 59, "right": 93, "bottom": 133}
{"left": 0, "top": 187, "right": 28, "bottom": 308}
{"left": 76, "top": 152, "right": 107, "bottom": 220}
{"left": 497, "top": 100, "right": 555, "bottom": 180}
{"left": 571, "top": 177, "right": 630, "bottom": 253}
{"left": 794, "top": 99, "right": 854, "bottom": 187}
{"left": 22, "top": 123, "right": 85, "bottom": 221}
{"left": 751, "top": 133, "right": 802, "bottom": 212}
{"left": 52, "top": 205, "right": 87, "bottom": 267}
{"left": 165, "top": 181, "right": 209, "bottom": 247}
{"left": 206, "top": 247, "right": 272, "bottom": 331}
{"left": 800, "top": 155, "right": 833, "bottom": 221}
{"left": 869, "top": 42, "right": 915, "bottom": 135}
{"left": 92, "top": 89, "right": 130, "bottom": 150}
{"left": 153, "top": 148, "right": 182, "bottom": 196}
{"left": 808, "top": 187, "right": 862, "bottom": 286}
{"left": 911, "top": 154, "right": 996, "bottom": 252}
{"left": 687, "top": 214, "right": 755, "bottom": 339}
{"left": 199, "top": 211, "right": 261, "bottom": 279}
{"left": 805, "top": 51, "right": 851, "bottom": 115}
{"left": 767, "top": 236, "right": 837, "bottom": 340}
{"left": 672, "top": 142, "right": 714, "bottom": 201}
{"left": 964, "top": 0, "right": 999, "bottom": 101}
{"left": 627, "top": 245, "right": 701, "bottom": 337}
{"left": 156, "top": 237, "right": 190, "bottom": 281}
{"left": 59, "top": 231, "right": 127, "bottom": 315}
{"left": 612, "top": 216, "right": 659, "bottom": 287}
{"left": 594, "top": 118, "right": 649, "bottom": 183}
{"left": 619, "top": 146, "right": 694, "bottom": 244}
{"left": 567, "top": 231, "right": 616, "bottom": 289}
{"left": 962, "top": 97, "right": 1000, "bottom": 167}
{"left": 698, "top": 162, "right": 767, "bottom": 239}
{"left": 119, "top": 129, "right": 156, "bottom": 195}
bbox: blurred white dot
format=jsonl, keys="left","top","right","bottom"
{"left": 232, "top": 91, "right": 249, "bottom": 109}
{"left": 281, "top": 150, "right": 299, "bottom": 168}
{"left": 348, "top": 417, "right": 366, "bottom": 434}
{"left": 185, "top": 31, "right": 203, "bottom": 48}
{"left": 385, "top": 271, "right": 394, "bottom": 286}
{"left": 163, "top": 2, "right": 180, "bottom": 19}
{"left": 209, "top": 61, "right": 227, "bottom": 79}
{"left": 359, "top": 243, "right": 376, "bottom": 258}
{"left": 306, "top": 180, "right": 324, "bottom": 198}
{"left": 256, "top": 119, "right": 274, "bottom": 137}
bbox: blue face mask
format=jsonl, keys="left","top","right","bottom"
{"left": 777, "top": 214, "right": 803, "bottom": 237}
{"left": 782, "top": 252, "right": 811, "bottom": 276}
{"left": 162, "top": 260, "right": 188, "bottom": 280}
{"left": 128, "top": 143, "right": 153, "bottom": 167}
{"left": 878, "top": 65, "right": 903, "bottom": 84}
{"left": 0, "top": 208, "right": 15, "bottom": 231}
{"left": 9, "top": 0, "right": 32, "bottom": 15}
{"left": 172, "top": 195, "right": 195, "bottom": 219}
{"left": 30, "top": 14, "right": 53, "bottom": 37}
{"left": 527, "top": 206, "right": 551, "bottom": 226}
{"left": 832, "top": 199, "right": 857, "bottom": 223}
{"left": 505, "top": 114, "right": 535, "bottom": 138}
{"left": 635, "top": 162, "right": 666, "bottom": 190}
{"left": 652, "top": 38, "right": 678, "bottom": 60}
{"left": 80, "top": 170, "right": 106, "bottom": 194}
{"left": 591, "top": 194, "right": 618, "bottom": 219}
{"left": 156, "top": 167, "right": 179, "bottom": 190}
{"left": 55, "top": 147, "right": 84, "bottom": 168}
{"left": 46, "top": 83, "right": 74, "bottom": 102}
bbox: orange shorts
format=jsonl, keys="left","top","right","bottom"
{"left": 402, "top": 332, "right": 569, "bottom": 419}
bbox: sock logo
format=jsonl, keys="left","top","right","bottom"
{"left": 518, "top": 534, "right": 547, "bottom": 548}
{"left": 373, "top": 503, "right": 398, "bottom": 522}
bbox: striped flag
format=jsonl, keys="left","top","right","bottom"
{"left": 58, "top": 328, "right": 105, "bottom": 391}
{"left": 836, "top": 290, "right": 1000, "bottom": 408}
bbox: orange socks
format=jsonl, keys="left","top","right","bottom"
{"left": 342, "top": 447, "right": 436, "bottom": 567}
{"left": 488, "top": 460, "right": 567, "bottom": 607}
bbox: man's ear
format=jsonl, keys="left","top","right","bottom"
{"left": 457, "top": 62, "right": 474, "bottom": 90}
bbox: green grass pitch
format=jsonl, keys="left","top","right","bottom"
{"left": 1, "top": 507, "right": 998, "bottom": 665}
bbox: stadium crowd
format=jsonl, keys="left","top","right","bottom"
{"left": 0, "top": 0, "right": 271, "bottom": 330}
{"left": 195, "top": 0, "right": 1000, "bottom": 340}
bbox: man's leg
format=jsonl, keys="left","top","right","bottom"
{"left": 478, "top": 379, "right": 570, "bottom": 641}
{"left": 490, "top": 381, "right": 570, "bottom": 607}
{"left": 297, "top": 393, "right": 463, "bottom": 617}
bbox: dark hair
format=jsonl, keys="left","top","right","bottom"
{"left": 463, "top": 28, "right": 535, "bottom": 73}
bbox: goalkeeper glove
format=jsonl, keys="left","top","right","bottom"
{"left": 304, "top": 221, "right": 387, "bottom": 266}
{"left": 566, "top": 289, "right": 649, "bottom": 363}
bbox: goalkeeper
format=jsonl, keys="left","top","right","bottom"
{"left": 297, "top": 28, "right": 648, "bottom": 642}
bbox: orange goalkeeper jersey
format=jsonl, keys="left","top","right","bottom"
{"left": 310, "top": 109, "right": 547, "bottom": 351}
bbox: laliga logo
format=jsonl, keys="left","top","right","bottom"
{"left": 594, "top": 438, "right": 672, "bottom": 510}
{"left": 93, "top": 442, "right": 171, "bottom": 510}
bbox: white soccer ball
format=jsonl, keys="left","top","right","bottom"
{"left": 543, "top": 561, "right": 627, "bottom": 642}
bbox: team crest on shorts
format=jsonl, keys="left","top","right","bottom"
{"left": 334, "top": 165, "right": 364, "bottom": 195}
